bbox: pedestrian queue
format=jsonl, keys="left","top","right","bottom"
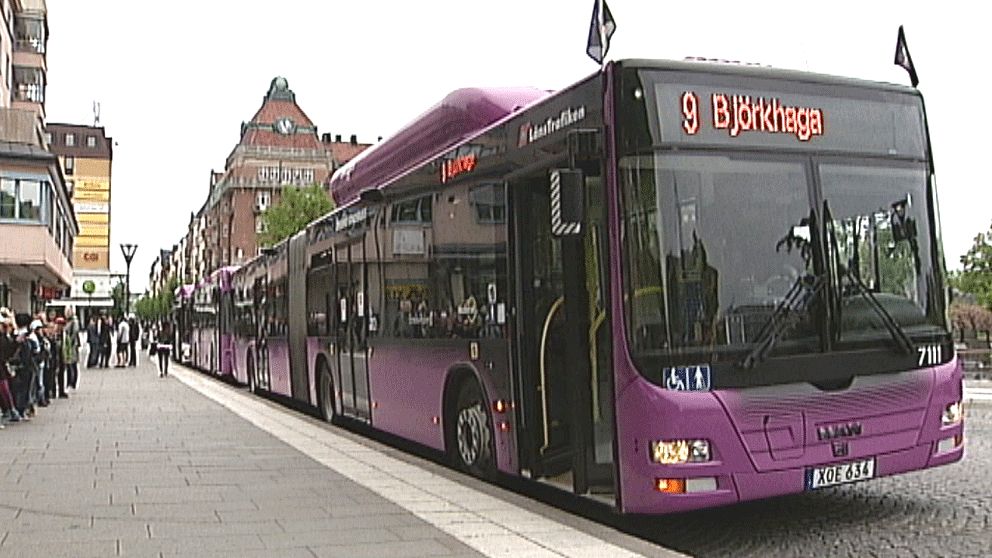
{"left": 1, "top": 307, "right": 81, "bottom": 429}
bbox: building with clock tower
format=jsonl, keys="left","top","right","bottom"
{"left": 192, "top": 77, "right": 370, "bottom": 277}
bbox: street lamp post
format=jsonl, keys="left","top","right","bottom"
{"left": 120, "top": 243, "right": 138, "bottom": 316}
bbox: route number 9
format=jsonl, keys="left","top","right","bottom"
{"left": 681, "top": 91, "right": 700, "bottom": 135}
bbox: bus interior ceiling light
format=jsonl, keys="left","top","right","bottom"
{"left": 651, "top": 439, "right": 711, "bottom": 464}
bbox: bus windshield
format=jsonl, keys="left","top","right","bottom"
{"left": 620, "top": 152, "right": 946, "bottom": 363}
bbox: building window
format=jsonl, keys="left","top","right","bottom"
{"left": 12, "top": 66, "right": 44, "bottom": 103}
{"left": 65, "top": 134, "right": 75, "bottom": 147}
{"left": 281, "top": 168, "right": 291, "bottom": 182}
{"left": 13, "top": 15, "right": 46, "bottom": 54}
{"left": 390, "top": 194, "right": 432, "bottom": 225}
{"left": 44, "top": 132, "right": 53, "bottom": 145}
{"left": 86, "top": 136, "right": 96, "bottom": 147}
{"left": 0, "top": 178, "right": 15, "bottom": 218}
{"left": 236, "top": 248, "right": 244, "bottom": 260}
{"left": 0, "top": 176, "right": 49, "bottom": 222}
{"left": 66, "top": 180, "right": 74, "bottom": 195}
{"left": 64, "top": 156, "right": 74, "bottom": 175}
{"left": 469, "top": 184, "right": 506, "bottom": 224}
{"left": 258, "top": 167, "right": 269, "bottom": 181}
{"left": 255, "top": 190, "right": 270, "bottom": 211}
{"left": 255, "top": 217, "right": 268, "bottom": 233}
{"left": 303, "top": 168, "right": 314, "bottom": 183}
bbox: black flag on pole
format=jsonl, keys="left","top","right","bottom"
{"left": 894, "top": 25, "right": 919, "bottom": 87}
{"left": 586, "top": 0, "right": 616, "bottom": 65}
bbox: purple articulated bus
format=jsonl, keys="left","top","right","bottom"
{"left": 190, "top": 266, "right": 238, "bottom": 378}
{"left": 230, "top": 59, "right": 962, "bottom": 514}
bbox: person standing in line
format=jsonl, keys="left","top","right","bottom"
{"left": 31, "top": 319, "right": 49, "bottom": 408}
{"left": 63, "top": 308, "right": 80, "bottom": 392}
{"left": 128, "top": 315, "right": 140, "bottom": 367}
{"left": 0, "top": 312, "right": 21, "bottom": 424}
{"left": 156, "top": 321, "right": 173, "bottom": 377}
{"left": 11, "top": 313, "right": 38, "bottom": 420}
{"left": 99, "top": 316, "right": 112, "bottom": 368}
{"left": 85, "top": 315, "right": 99, "bottom": 368}
{"left": 44, "top": 319, "right": 64, "bottom": 402}
{"left": 115, "top": 316, "right": 130, "bottom": 368}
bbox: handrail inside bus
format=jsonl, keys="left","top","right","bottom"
{"left": 539, "top": 296, "right": 565, "bottom": 454}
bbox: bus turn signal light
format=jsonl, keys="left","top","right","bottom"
{"left": 655, "top": 478, "right": 685, "bottom": 494}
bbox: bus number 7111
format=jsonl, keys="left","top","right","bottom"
{"left": 917, "top": 344, "right": 942, "bottom": 366}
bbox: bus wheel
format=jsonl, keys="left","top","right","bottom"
{"left": 450, "top": 381, "right": 494, "bottom": 477}
{"left": 318, "top": 363, "right": 335, "bottom": 423}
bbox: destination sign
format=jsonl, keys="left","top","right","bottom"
{"left": 681, "top": 91, "right": 824, "bottom": 141}
{"left": 650, "top": 78, "right": 926, "bottom": 157}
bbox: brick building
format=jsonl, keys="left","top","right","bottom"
{"left": 196, "top": 77, "right": 370, "bottom": 274}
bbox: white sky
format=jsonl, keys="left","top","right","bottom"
{"left": 43, "top": 0, "right": 988, "bottom": 292}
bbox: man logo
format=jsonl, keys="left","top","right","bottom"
{"left": 817, "top": 422, "right": 863, "bottom": 441}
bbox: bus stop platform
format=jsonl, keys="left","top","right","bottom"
{"left": 0, "top": 354, "right": 684, "bottom": 558}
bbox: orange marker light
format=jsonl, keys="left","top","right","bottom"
{"left": 493, "top": 400, "right": 507, "bottom": 413}
{"left": 655, "top": 478, "right": 686, "bottom": 494}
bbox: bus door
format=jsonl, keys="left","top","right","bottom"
{"left": 288, "top": 233, "right": 310, "bottom": 403}
{"left": 255, "top": 276, "right": 271, "bottom": 391}
{"left": 510, "top": 157, "right": 615, "bottom": 496}
{"left": 334, "top": 238, "right": 371, "bottom": 422}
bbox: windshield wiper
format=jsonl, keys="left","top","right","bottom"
{"left": 837, "top": 267, "right": 915, "bottom": 355}
{"left": 739, "top": 272, "right": 827, "bottom": 369}
{"left": 822, "top": 199, "right": 914, "bottom": 356}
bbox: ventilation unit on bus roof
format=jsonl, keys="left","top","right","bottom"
{"left": 328, "top": 87, "right": 549, "bottom": 207}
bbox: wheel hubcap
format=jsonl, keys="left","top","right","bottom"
{"left": 457, "top": 403, "right": 485, "bottom": 466}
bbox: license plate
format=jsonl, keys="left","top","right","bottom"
{"left": 805, "top": 458, "right": 876, "bottom": 489}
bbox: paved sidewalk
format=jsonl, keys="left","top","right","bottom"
{"left": 0, "top": 359, "right": 486, "bottom": 557}
{"left": 0, "top": 355, "right": 682, "bottom": 558}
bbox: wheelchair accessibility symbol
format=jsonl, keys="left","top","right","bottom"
{"left": 663, "top": 365, "right": 712, "bottom": 392}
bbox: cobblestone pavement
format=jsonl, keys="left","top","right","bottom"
{"left": 626, "top": 401, "right": 991, "bottom": 558}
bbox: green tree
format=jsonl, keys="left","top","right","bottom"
{"left": 111, "top": 281, "right": 126, "bottom": 318}
{"left": 957, "top": 223, "right": 992, "bottom": 308}
{"left": 258, "top": 184, "right": 334, "bottom": 248}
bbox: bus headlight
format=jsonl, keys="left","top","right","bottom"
{"left": 651, "top": 439, "right": 711, "bottom": 464}
{"left": 941, "top": 401, "right": 963, "bottom": 425}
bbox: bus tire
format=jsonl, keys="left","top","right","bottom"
{"left": 448, "top": 380, "right": 494, "bottom": 478}
{"left": 247, "top": 353, "right": 257, "bottom": 394}
{"left": 318, "top": 362, "right": 336, "bottom": 423}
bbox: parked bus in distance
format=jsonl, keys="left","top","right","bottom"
{"left": 172, "top": 284, "right": 195, "bottom": 364}
{"left": 190, "top": 266, "right": 238, "bottom": 378}
{"left": 228, "top": 59, "right": 961, "bottom": 514}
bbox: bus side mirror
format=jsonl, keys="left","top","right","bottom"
{"left": 550, "top": 169, "right": 584, "bottom": 237}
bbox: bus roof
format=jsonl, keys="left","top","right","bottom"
{"left": 328, "top": 87, "right": 549, "bottom": 206}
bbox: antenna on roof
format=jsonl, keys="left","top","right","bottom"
{"left": 93, "top": 101, "right": 102, "bottom": 127}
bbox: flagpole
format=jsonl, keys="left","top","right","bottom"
{"left": 597, "top": 0, "right": 606, "bottom": 71}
